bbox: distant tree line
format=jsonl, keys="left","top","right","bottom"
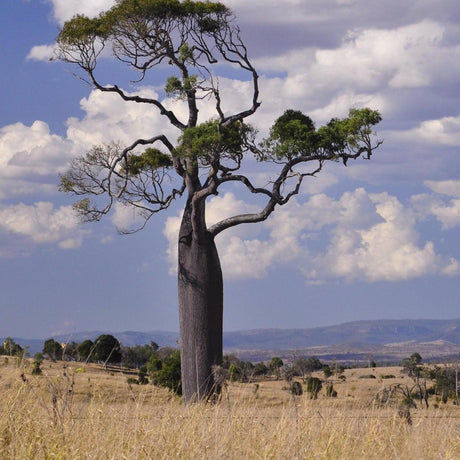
{"left": 3, "top": 337, "right": 458, "bottom": 403}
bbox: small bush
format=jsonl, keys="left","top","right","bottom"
{"left": 326, "top": 383, "right": 337, "bottom": 398}
{"left": 126, "top": 377, "right": 139, "bottom": 385}
{"left": 305, "top": 377, "right": 322, "bottom": 399}
{"left": 380, "top": 374, "right": 396, "bottom": 379}
{"left": 290, "top": 381, "right": 303, "bottom": 396}
{"left": 359, "top": 374, "right": 376, "bottom": 379}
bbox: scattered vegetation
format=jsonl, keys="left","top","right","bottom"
{"left": 1, "top": 355, "right": 459, "bottom": 459}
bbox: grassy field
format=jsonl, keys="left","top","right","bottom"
{"left": 1, "top": 358, "right": 459, "bottom": 459}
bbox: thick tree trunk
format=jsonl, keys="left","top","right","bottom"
{"left": 178, "top": 200, "right": 223, "bottom": 403}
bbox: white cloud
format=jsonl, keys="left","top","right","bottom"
{"left": 315, "top": 192, "right": 441, "bottom": 281}
{"left": 0, "top": 121, "right": 74, "bottom": 199}
{"left": 27, "top": 44, "right": 57, "bottom": 62}
{"left": 47, "top": 0, "right": 116, "bottom": 24}
{"left": 0, "top": 202, "right": 87, "bottom": 250}
{"left": 163, "top": 189, "right": 458, "bottom": 282}
{"left": 425, "top": 180, "right": 460, "bottom": 198}
{"left": 252, "top": 20, "right": 459, "bottom": 121}
{"left": 412, "top": 193, "right": 460, "bottom": 231}
{"left": 111, "top": 202, "right": 146, "bottom": 232}
{"left": 407, "top": 116, "right": 460, "bottom": 146}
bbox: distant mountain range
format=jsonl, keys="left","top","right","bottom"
{"left": 4, "top": 318, "right": 460, "bottom": 363}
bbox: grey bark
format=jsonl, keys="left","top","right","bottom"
{"left": 178, "top": 198, "right": 223, "bottom": 402}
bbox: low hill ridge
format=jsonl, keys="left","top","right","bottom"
{"left": 4, "top": 319, "right": 460, "bottom": 359}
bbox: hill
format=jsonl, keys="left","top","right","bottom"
{"left": 4, "top": 318, "right": 460, "bottom": 362}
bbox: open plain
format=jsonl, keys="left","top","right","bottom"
{"left": 1, "top": 358, "right": 460, "bottom": 459}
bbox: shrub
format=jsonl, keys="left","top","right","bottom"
{"left": 326, "top": 383, "right": 337, "bottom": 397}
{"left": 305, "top": 377, "right": 322, "bottom": 399}
{"left": 228, "top": 364, "right": 241, "bottom": 382}
{"left": 138, "top": 366, "right": 148, "bottom": 384}
{"left": 31, "top": 353, "right": 44, "bottom": 375}
{"left": 290, "top": 381, "right": 303, "bottom": 396}
{"left": 151, "top": 350, "right": 182, "bottom": 395}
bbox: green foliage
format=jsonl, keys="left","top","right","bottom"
{"left": 428, "top": 366, "right": 457, "bottom": 402}
{"left": 165, "top": 75, "right": 198, "bottom": 99}
{"left": 261, "top": 109, "right": 317, "bottom": 160}
{"left": 150, "top": 349, "right": 182, "bottom": 395}
{"left": 402, "top": 353, "right": 424, "bottom": 379}
{"left": 43, "top": 339, "right": 63, "bottom": 362}
{"left": 72, "top": 198, "right": 91, "bottom": 214}
{"left": 58, "top": 0, "right": 231, "bottom": 47}
{"left": 121, "top": 343, "right": 159, "bottom": 368}
{"left": 323, "top": 365, "right": 332, "bottom": 379}
{"left": 1, "top": 337, "right": 23, "bottom": 357}
{"left": 269, "top": 357, "right": 283, "bottom": 379}
{"left": 260, "top": 108, "right": 381, "bottom": 162}
{"left": 124, "top": 149, "right": 173, "bottom": 175}
{"left": 77, "top": 340, "right": 94, "bottom": 362}
{"left": 147, "top": 354, "right": 163, "bottom": 374}
{"left": 62, "top": 341, "right": 79, "bottom": 360}
{"left": 57, "top": 14, "right": 111, "bottom": 45}
{"left": 292, "top": 356, "right": 323, "bottom": 376}
{"left": 305, "top": 376, "right": 322, "bottom": 399}
{"left": 32, "top": 353, "right": 44, "bottom": 376}
{"left": 228, "top": 363, "right": 241, "bottom": 382}
{"left": 290, "top": 381, "right": 303, "bottom": 396}
{"left": 176, "top": 120, "right": 251, "bottom": 162}
{"left": 253, "top": 362, "right": 269, "bottom": 376}
{"left": 94, "top": 335, "right": 122, "bottom": 364}
{"left": 138, "top": 366, "right": 149, "bottom": 384}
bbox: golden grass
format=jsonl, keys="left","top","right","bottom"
{"left": 1, "top": 359, "right": 460, "bottom": 459}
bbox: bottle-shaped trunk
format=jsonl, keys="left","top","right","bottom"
{"left": 178, "top": 200, "right": 223, "bottom": 403}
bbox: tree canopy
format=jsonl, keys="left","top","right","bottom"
{"left": 56, "top": 0, "right": 382, "bottom": 402}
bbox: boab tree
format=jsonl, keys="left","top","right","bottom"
{"left": 57, "top": 0, "right": 382, "bottom": 402}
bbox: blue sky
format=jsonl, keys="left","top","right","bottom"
{"left": 0, "top": 0, "right": 459, "bottom": 340}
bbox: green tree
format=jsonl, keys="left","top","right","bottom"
{"left": 269, "top": 357, "right": 284, "bottom": 379}
{"left": 56, "top": 0, "right": 382, "bottom": 402}
{"left": 43, "top": 338, "right": 63, "bottom": 362}
{"left": 402, "top": 353, "right": 423, "bottom": 378}
{"left": 323, "top": 365, "right": 333, "bottom": 380}
{"left": 77, "top": 339, "right": 94, "bottom": 362}
{"left": 253, "top": 362, "right": 269, "bottom": 376}
{"left": 121, "top": 343, "right": 158, "bottom": 368}
{"left": 94, "top": 334, "right": 122, "bottom": 364}
{"left": 62, "top": 341, "right": 79, "bottom": 360}
{"left": 150, "top": 349, "right": 182, "bottom": 395}
{"left": 1, "top": 337, "right": 23, "bottom": 357}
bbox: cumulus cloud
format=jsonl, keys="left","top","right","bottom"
{"left": 411, "top": 181, "right": 460, "bottom": 230}
{"left": 251, "top": 19, "right": 460, "bottom": 130}
{"left": 47, "top": 0, "right": 116, "bottom": 24}
{"left": 0, "top": 202, "right": 88, "bottom": 251}
{"left": 26, "top": 44, "right": 57, "bottom": 62}
{"left": 405, "top": 116, "right": 460, "bottom": 146}
{"left": 0, "top": 121, "right": 74, "bottom": 199}
{"left": 314, "top": 192, "right": 442, "bottom": 281}
{"left": 425, "top": 180, "right": 460, "bottom": 198}
{"left": 164, "top": 189, "right": 458, "bottom": 282}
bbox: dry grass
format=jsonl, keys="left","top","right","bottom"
{"left": 1, "top": 358, "right": 460, "bottom": 459}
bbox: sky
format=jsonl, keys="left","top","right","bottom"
{"left": 0, "top": 0, "right": 459, "bottom": 340}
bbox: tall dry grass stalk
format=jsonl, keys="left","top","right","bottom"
{"left": 1, "top": 359, "right": 459, "bottom": 459}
